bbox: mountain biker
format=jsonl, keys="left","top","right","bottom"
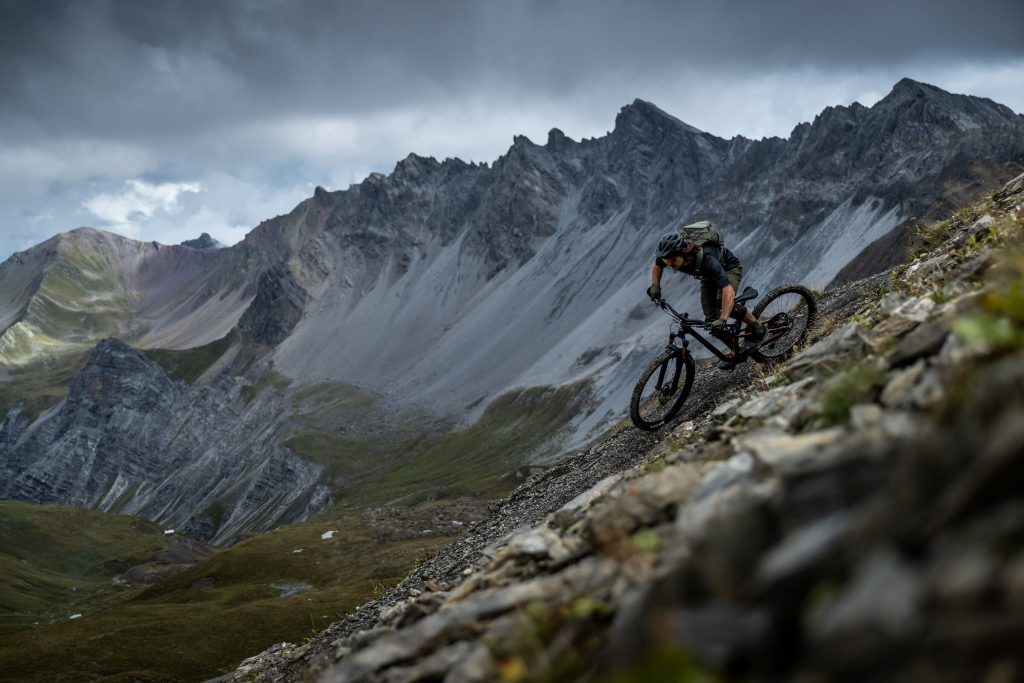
{"left": 646, "top": 231, "right": 766, "bottom": 352}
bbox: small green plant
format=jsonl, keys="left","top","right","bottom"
{"left": 953, "top": 204, "right": 982, "bottom": 226}
{"left": 632, "top": 528, "right": 660, "bottom": 555}
{"left": 813, "top": 359, "right": 886, "bottom": 428}
{"left": 912, "top": 218, "right": 956, "bottom": 257}
{"left": 301, "top": 612, "right": 319, "bottom": 645}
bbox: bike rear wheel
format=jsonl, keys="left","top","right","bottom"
{"left": 630, "top": 348, "right": 695, "bottom": 431}
{"left": 750, "top": 284, "right": 817, "bottom": 363}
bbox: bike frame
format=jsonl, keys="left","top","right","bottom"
{"left": 654, "top": 298, "right": 785, "bottom": 364}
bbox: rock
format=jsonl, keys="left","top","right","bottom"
{"left": 849, "top": 403, "right": 883, "bottom": 430}
{"left": 810, "top": 548, "right": 924, "bottom": 646}
{"left": 325, "top": 558, "right": 618, "bottom": 680}
{"left": 587, "top": 464, "right": 703, "bottom": 547}
{"left": 785, "top": 323, "right": 873, "bottom": 379}
{"left": 735, "top": 427, "right": 846, "bottom": 472}
{"left": 441, "top": 642, "right": 497, "bottom": 683}
{"left": 711, "top": 397, "right": 742, "bottom": 419}
{"left": 757, "top": 512, "right": 856, "bottom": 589}
{"left": 690, "top": 496, "right": 778, "bottom": 600}
{"left": 880, "top": 360, "right": 927, "bottom": 407}
{"left": 871, "top": 295, "right": 936, "bottom": 338}
{"left": 672, "top": 421, "right": 696, "bottom": 437}
{"left": 663, "top": 605, "right": 771, "bottom": 668}
{"left": 886, "top": 318, "right": 951, "bottom": 368}
{"left": 952, "top": 214, "right": 998, "bottom": 249}
{"left": 504, "top": 526, "right": 570, "bottom": 563}
{"left": 1003, "top": 551, "right": 1024, "bottom": 605}
{"left": 928, "top": 549, "right": 997, "bottom": 607}
{"left": 877, "top": 292, "right": 910, "bottom": 317}
{"left": 736, "top": 377, "right": 816, "bottom": 420}
{"left": 676, "top": 453, "right": 773, "bottom": 537}
{"left": 372, "top": 640, "right": 477, "bottom": 682}
{"left": 551, "top": 474, "right": 623, "bottom": 529}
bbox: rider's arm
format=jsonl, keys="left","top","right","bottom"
{"left": 650, "top": 261, "right": 664, "bottom": 286}
{"left": 719, "top": 285, "right": 735, "bottom": 321}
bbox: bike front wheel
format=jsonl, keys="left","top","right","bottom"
{"left": 630, "top": 348, "right": 696, "bottom": 431}
{"left": 750, "top": 284, "right": 817, "bottom": 363}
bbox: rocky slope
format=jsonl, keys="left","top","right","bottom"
{"left": 0, "top": 338, "right": 329, "bottom": 545}
{"left": 1, "top": 79, "right": 1022, "bottom": 544}
{"left": 222, "top": 174, "right": 1024, "bottom": 681}
{"left": 271, "top": 79, "right": 1024, "bottom": 442}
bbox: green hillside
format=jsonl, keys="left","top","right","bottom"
{"left": 0, "top": 500, "right": 473, "bottom": 682}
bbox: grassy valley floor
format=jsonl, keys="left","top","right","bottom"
{"left": 0, "top": 498, "right": 485, "bottom": 682}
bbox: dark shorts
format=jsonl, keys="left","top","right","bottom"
{"left": 700, "top": 264, "right": 744, "bottom": 320}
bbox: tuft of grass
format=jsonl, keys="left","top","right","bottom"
{"left": 813, "top": 360, "right": 887, "bottom": 428}
{"left": 953, "top": 250, "right": 1024, "bottom": 355}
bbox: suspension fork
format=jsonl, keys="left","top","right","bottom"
{"left": 656, "top": 331, "right": 689, "bottom": 391}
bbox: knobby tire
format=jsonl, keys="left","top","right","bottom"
{"left": 750, "top": 283, "right": 817, "bottom": 364}
{"left": 629, "top": 348, "right": 695, "bottom": 431}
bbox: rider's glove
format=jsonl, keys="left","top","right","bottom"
{"left": 646, "top": 284, "right": 661, "bottom": 301}
{"left": 709, "top": 319, "right": 726, "bottom": 333}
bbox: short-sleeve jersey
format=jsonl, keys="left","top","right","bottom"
{"left": 655, "top": 245, "right": 741, "bottom": 289}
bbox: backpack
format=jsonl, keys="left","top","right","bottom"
{"left": 679, "top": 220, "right": 724, "bottom": 249}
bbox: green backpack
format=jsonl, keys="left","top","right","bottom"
{"left": 678, "top": 220, "right": 724, "bottom": 278}
{"left": 679, "top": 220, "right": 724, "bottom": 249}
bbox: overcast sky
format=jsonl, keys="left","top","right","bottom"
{"left": 1, "top": 0, "right": 1022, "bottom": 260}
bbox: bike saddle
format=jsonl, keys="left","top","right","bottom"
{"left": 736, "top": 286, "right": 758, "bottom": 304}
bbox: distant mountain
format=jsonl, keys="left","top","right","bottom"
{"left": 1, "top": 79, "right": 1022, "bottom": 541}
{"left": 0, "top": 339, "right": 328, "bottom": 544}
{"left": 180, "top": 232, "right": 225, "bottom": 250}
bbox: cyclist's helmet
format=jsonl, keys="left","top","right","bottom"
{"left": 655, "top": 232, "right": 686, "bottom": 259}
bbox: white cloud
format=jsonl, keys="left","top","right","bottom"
{"left": 82, "top": 179, "right": 202, "bottom": 236}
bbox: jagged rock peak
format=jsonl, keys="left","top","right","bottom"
{"left": 393, "top": 153, "right": 444, "bottom": 181}
{"left": 874, "top": 77, "right": 1018, "bottom": 128}
{"left": 546, "top": 127, "right": 574, "bottom": 151}
{"left": 69, "top": 338, "right": 174, "bottom": 405}
{"left": 313, "top": 185, "right": 334, "bottom": 205}
{"left": 614, "top": 98, "right": 705, "bottom": 137}
{"left": 511, "top": 134, "right": 537, "bottom": 147}
{"left": 180, "top": 232, "right": 224, "bottom": 250}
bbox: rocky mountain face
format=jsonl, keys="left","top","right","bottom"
{"left": 225, "top": 173, "right": 1024, "bottom": 683}
{"left": 1, "top": 79, "right": 1022, "bottom": 543}
{"left": 0, "top": 338, "right": 329, "bottom": 545}
{"left": 180, "top": 232, "right": 226, "bottom": 251}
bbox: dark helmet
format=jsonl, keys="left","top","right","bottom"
{"left": 655, "top": 232, "right": 686, "bottom": 259}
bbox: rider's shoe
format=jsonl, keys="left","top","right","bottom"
{"left": 716, "top": 359, "right": 736, "bottom": 371}
{"left": 744, "top": 322, "right": 766, "bottom": 352}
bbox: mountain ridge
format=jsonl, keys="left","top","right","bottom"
{"left": 1, "top": 78, "right": 1023, "bottom": 545}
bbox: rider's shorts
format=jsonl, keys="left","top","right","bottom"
{"left": 700, "top": 264, "right": 744, "bottom": 320}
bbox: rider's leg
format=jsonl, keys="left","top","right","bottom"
{"left": 700, "top": 282, "right": 719, "bottom": 321}
{"left": 723, "top": 265, "right": 765, "bottom": 349}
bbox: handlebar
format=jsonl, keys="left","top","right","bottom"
{"left": 654, "top": 298, "right": 712, "bottom": 329}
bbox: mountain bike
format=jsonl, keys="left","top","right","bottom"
{"left": 629, "top": 284, "right": 817, "bottom": 431}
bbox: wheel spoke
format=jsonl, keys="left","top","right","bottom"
{"left": 630, "top": 349, "right": 695, "bottom": 430}
{"left": 751, "top": 285, "right": 817, "bottom": 362}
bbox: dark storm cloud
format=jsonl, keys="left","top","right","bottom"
{"left": 0, "top": 0, "right": 1021, "bottom": 260}
{"left": 1, "top": 0, "right": 1021, "bottom": 142}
